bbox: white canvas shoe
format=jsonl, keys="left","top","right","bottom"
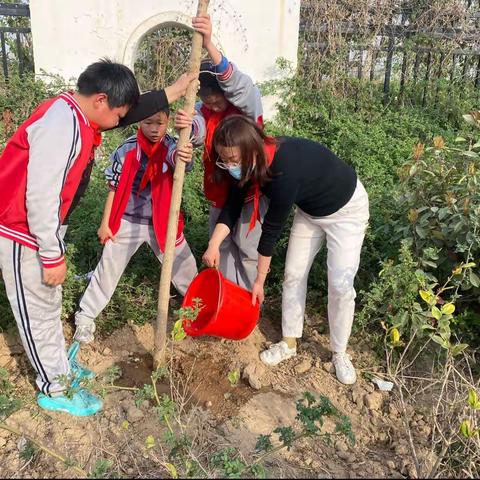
{"left": 260, "top": 341, "right": 297, "bottom": 366}
{"left": 332, "top": 352, "right": 357, "bottom": 385}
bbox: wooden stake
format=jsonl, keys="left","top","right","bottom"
{"left": 153, "top": 0, "right": 210, "bottom": 368}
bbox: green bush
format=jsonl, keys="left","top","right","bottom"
{"left": 1, "top": 71, "right": 479, "bottom": 350}
{"left": 358, "top": 113, "right": 480, "bottom": 347}
{"left": 390, "top": 113, "right": 480, "bottom": 282}
{"left": 264, "top": 73, "right": 473, "bottom": 294}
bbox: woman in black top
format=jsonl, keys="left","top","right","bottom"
{"left": 203, "top": 115, "right": 369, "bottom": 385}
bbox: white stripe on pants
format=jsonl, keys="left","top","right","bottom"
{"left": 282, "top": 180, "right": 369, "bottom": 353}
{"left": 75, "top": 219, "right": 197, "bottom": 328}
{"left": 0, "top": 232, "right": 70, "bottom": 394}
{"left": 209, "top": 197, "right": 269, "bottom": 291}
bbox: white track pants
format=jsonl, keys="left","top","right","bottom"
{"left": 75, "top": 219, "right": 197, "bottom": 328}
{"left": 0, "top": 231, "right": 70, "bottom": 394}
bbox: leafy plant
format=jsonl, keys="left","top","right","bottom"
{"left": 102, "top": 365, "right": 122, "bottom": 385}
{"left": 87, "top": 459, "right": 113, "bottom": 479}
{"left": 210, "top": 448, "right": 247, "bottom": 479}
{"left": 460, "top": 389, "right": 480, "bottom": 439}
{"left": 19, "top": 439, "right": 37, "bottom": 461}
{"left": 0, "top": 368, "right": 21, "bottom": 420}
{"left": 171, "top": 320, "right": 187, "bottom": 342}
{"left": 209, "top": 392, "right": 354, "bottom": 478}
{"left": 171, "top": 298, "right": 204, "bottom": 341}
{"left": 227, "top": 369, "right": 240, "bottom": 387}
{"left": 155, "top": 393, "right": 175, "bottom": 421}
{"left": 134, "top": 384, "right": 154, "bottom": 408}
{"left": 390, "top": 115, "right": 480, "bottom": 303}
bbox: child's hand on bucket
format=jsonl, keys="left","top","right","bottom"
{"left": 202, "top": 245, "right": 220, "bottom": 268}
{"left": 251, "top": 281, "right": 264, "bottom": 306}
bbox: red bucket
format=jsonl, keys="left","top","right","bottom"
{"left": 181, "top": 268, "right": 260, "bottom": 340}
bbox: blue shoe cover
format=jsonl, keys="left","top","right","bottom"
{"left": 37, "top": 389, "right": 103, "bottom": 416}
{"left": 68, "top": 341, "right": 95, "bottom": 381}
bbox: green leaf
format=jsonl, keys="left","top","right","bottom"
{"left": 431, "top": 306, "right": 442, "bottom": 321}
{"left": 415, "top": 225, "right": 427, "bottom": 239}
{"left": 469, "top": 271, "right": 480, "bottom": 288}
{"left": 227, "top": 369, "right": 240, "bottom": 387}
{"left": 468, "top": 389, "right": 477, "bottom": 405}
{"left": 145, "top": 435, "right": 156, "bottom": 449}
{"left": 419, "top": 289, "right": 436, "bottom": 305}
{"left": 431, "top": 334, "right": 449, "bottom": 349}
{"left": 171, "top": 320, "right": 186, "bottom": 342}
{"left": 165, "top": 463, "right": 178, "bottom": 479}
{"left": 273, "top": 426, "right": 296, "bottom": 449}
{"left": 454, "top": 136, "right": 467, "bottom": 142}
{"left": 441, "top": 303, "right": 455, "bottom": 315}
{"left": 461, "top": 150, "right": 479, "bottom": 158}
{"left": 468, "top": 389, "right": 479, "bottom": 409}
{"left": 255, "top": 434, "right": 274, "bottom": 453}
{"left": 438, "top": 207, "right": 450, "bottom": 220}
{"left": 251, "top": 463, "right": 267, "bottom": 479}
{"left": 88, "top": 459, "right": 113, "bottom": 479}
{"left": 450, "top": 343, "right": 468, "bottom": 356}
{"left": 390, "top": 328, "right": 400, "bottom": 344}
{"left": 460, "top": 420, "right": 474, "bottom": 438}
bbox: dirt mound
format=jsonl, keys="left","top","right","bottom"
{"left": 0, "top": 313, "right": 419, "bottom": 478}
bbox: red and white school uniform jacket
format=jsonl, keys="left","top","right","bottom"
{"left": 105, "top": 132, "right": 187, "bottom": 252}
{"left": 191, "top": 57, "right": 264, "bottom": 208}
{"left": 0, "top": 92, "right": 99, "bottom": 268}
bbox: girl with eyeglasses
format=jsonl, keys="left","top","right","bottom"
{"left": 175, "top": 13, "right": 266, "bottom": 291}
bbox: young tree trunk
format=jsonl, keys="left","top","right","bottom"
{"left": 153, "top": 0, "right": 209, "bottom": 369}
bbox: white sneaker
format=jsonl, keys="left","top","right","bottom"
{"left": 332, "top": 352, "right": 357, "bottom": 385}
{"left": 73, "top": 324, "right": 95, "bottom": 344}
{"left": 260, "top": 341, "right": 297, "bottom": 366}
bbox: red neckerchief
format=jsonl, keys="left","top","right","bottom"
{"left": 137, "top": 128, "right": 168, "bottom": 193}
{"left": 201, "top": 103, "right": 241, "bottom": 165}
{"left": 247, "top": 138, "right": 277, "bottom": 235}
{"left": 89, "top": 121, "right": 102, "bottom": 148}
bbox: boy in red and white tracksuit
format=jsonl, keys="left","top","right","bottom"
{"left": 0, "top": 75, "right": 132, "bottom": 400}
{"left": 73, "top": 108, "right": 197, "bottom": 343}
{"left": 176, "top": 14, "right": 266, "bottom": 291}
{"left": 0, "top": 60, "right": 194, "bottom": 415}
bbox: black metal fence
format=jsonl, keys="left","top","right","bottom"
{"left": 0, "top": 2, "right": 33, "bottom": 78}
{"left": 300, "top": 5, "right": 480, "bottom": 106}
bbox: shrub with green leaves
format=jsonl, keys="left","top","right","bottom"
{"left": 391, "top": 113, "right": 480, "bottom": 282}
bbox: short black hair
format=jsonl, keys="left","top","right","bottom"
{"left": 158, "top": 105, "right": 170, "bottom": 116}
{"left": 143, "top": 106, "right": 170, "bottom": 120}
{"left": 77, "top": 58, "right": 140, "bottom": 108}
{"left": 199, "top": 60, "right": 223, "bottom": 97}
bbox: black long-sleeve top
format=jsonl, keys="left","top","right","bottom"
{"left": 218, "top": 137, "right": 358, "bottom": 257}
{"left": 65, "top": 90, "right": 169, "bottom": 222}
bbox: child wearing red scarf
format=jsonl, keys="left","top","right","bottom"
{"left": 74, "top": 107, "right": 197, "bottom": 344}
{"left": 175, "top": 14, "right": 265, "bottom": 291}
